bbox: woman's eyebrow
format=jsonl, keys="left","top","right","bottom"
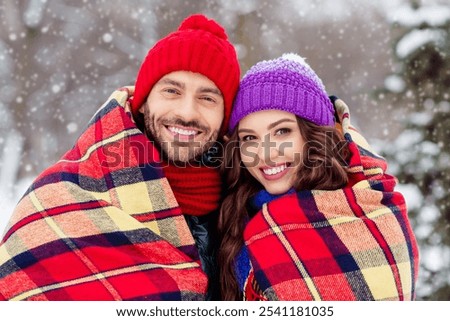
{"left": 267, "top": 118, "right": 296, "bottom": 130}
{"left": 238, "top": 118, "right": 295, "bottom": 134}
{"left": 238, "top": 128, "right": 255, "bottom": 134}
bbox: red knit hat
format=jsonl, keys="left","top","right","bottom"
{"left": 131, "top": 14, "right": 240, "bottom": 135}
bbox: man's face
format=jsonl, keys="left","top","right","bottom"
{"left": 139, "top": 71, "right": 224, "bottom": 163}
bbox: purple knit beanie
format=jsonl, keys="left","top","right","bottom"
{"left": 229, "top": 53, "right": 334, "bottom": 133}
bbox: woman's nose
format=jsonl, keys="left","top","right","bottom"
{"left": 260, "top": 135, "right": 280, "bottom": 164}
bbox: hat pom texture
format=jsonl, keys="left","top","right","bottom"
{"left": 179, "top": 14, "right": 227, "bottom": 39}
{"left": 229, "top": 53, "right": 334, "bottom": 133}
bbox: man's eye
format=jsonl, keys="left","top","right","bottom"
{"left": 201, "top": 96, "right": 216, "bottom": 103}
{"left": 164, "top": 88, "right": 180, "bottom": 95}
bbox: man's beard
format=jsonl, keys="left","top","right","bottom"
{"left": 143, "top": 111, "right": 219, "bottom": 164}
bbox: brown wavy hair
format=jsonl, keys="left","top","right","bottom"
{"left": 217, "top": 116, "right": 351, "bottom": 300}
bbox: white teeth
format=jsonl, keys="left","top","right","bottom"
{"left": 168, "top": 126, "right": 197, "bottom": 136}
{"left": 263, "top": 164, "right": 287, "bottom": 175}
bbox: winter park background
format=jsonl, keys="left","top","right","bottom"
{"left": 0, "top": 0, "right": 449, "bottom": 300}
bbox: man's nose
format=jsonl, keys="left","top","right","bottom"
{"left": 172, "top": 97, "right": 200, "bottom": 121}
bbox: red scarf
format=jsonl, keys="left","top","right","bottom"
{"left": 163, "top": 161, "right": 222, "bottom": 216}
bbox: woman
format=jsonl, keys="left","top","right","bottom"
{"left": 218, "top": 53, "right": 419, "bottom": 301}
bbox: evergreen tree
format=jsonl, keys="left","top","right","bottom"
{"left": 378, "top": 0, "right": 450, "bottom": 300}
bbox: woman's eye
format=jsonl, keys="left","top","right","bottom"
{"left": 241, "top": 135, "right": 256, "bottom": 141}
{"left": 275, "top": 128, "right": 291, "bottom": 135}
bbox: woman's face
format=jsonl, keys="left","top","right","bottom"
{"left": 238, "top": 109, "right": 305, "bottom": 195}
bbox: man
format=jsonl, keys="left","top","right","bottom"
{"left": 0, "top": 14, "right": 240, "bottom": 300}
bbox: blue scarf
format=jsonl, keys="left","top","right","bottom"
{"left": 234, "top": 189, "right": 295, "bottom": 290}
{"left": 249, "top": 189, "right": 295, "bottom": 211}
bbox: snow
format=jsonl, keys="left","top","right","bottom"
{"left": 420, "top": 140, "right": 440, "bottom": 156}
{"left": 234, "top": 43, "right": 248, "bottom": 60}
{"left": 0, "top": 131, "right": 29, "bottom": 234}
{"left": 384, "top": 74, "right": 405, "bottom": 93}
{"left": 66, "top": 122, "right": 78, "bottom": 133}
{"left": 0, "top": 177, "right": 31, "bottom": 235}
{"left": 0, "top": 0, "right": 448, "bottom": 299}
{"left": 102, "top": 33, "right": 113, "bottom": 43}
{"left": 396, "top": 183, "right": 423, "bottom": 211}
{"left": 8, "top": 34, "right": 17, "bottom": 41}
{"left": 24, "top": 0, "right": 46, "bottom": 28}
{"left": 284, "top": 0, "right": 405, "bottom": 23}
{"left": 221, "top": 0, "right": 258, "bottom": 15}
{"left": 394, "top": 129, "right": 423, "bottom": 150}
{"left": 409, "top": 111, "right": 434, "bottom": 126}
{"left": 52, "top": 84, "right": 61, "bottom": 93}
{"left": 388, "top": 4, "right": 450, "bottom": 27}
{"left": 421, "top": 244, "right": 449, "bottom": 272}
{"left": 396, "top": 28, "right": 446, "bottom": 58}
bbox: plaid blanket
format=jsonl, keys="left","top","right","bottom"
{"left": 0, "top": 87, "right": 208, "bottom": 300}
{"left": 243, "top": 98, "right": 420, "bottom": 301}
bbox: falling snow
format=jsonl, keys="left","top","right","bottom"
{"left": 0, "top": 0, "right": 449, "bottom": 300}
{"left": 66, "top": 122, "right": 78, "bottom": 133}
{"left": 384, "top": 74, "right": 405, "bottom": 93}
{"left": 102, "top": 33, "right": 113, "bottom": 43}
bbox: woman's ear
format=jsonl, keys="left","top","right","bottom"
{"left": 223, "top": 134, "right": 230, "bottom": 143}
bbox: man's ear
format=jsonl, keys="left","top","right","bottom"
{"left": 222, "top": 134, "right": 230, "bottom": 143}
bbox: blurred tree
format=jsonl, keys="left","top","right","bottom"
{"left": 0, "top": 0, "right": 146, "bottom": 181}
{"left": 377, "top": 0, "right": 450, "bottom": 300}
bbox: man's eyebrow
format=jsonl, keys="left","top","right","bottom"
{"left": 157, "top": 78, "right": 185, "bottom": 89}
{"left": 198, "top": 86, "right": 222, "bottom": 97}
{"left": 155, "top": 78, "right": 221, "bottom": 97}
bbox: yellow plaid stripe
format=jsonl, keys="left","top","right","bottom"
{"left": 260, "top": 204, "right": 322, "bottom": 300}
{"left": 11, "top": 261, "right": 200, "bottom": 301}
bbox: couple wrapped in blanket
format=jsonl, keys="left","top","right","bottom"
{"left": 0, "top": 15, "right": 418, "bottom": 301}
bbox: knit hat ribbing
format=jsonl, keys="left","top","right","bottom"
{"left": 229, "top": 53, "right": 334, "bottom": 133}
{"left": 131, "top": 14, "right": 240, "bottom": 135}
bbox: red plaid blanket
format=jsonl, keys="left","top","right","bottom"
{"left": 243, "top": 98, "right": 420, "bottom": 301}
{"left": 0, "top": 87, "right": 207, "bottom": 300}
